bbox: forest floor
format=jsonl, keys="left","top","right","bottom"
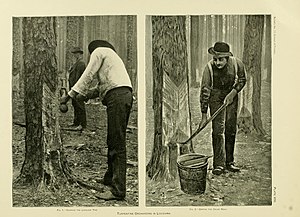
{"left": 146, "top": 80, "right": 272, "bottom": 206}
{"left": 11, "top": 80, "right": 272, "bottom": 207}
{"left": 12, "top": 97, "right": 138, "bottom": 207}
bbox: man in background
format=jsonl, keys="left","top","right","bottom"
{"left": 68, "top": 47, "right": 87, "bottom": 130}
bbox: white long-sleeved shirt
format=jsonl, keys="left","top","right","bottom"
{"left": 68, "top": 47, "right": 132, "bottom": 100}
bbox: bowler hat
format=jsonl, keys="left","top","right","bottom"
{"left": 208, "top": 42, "right": 233, "bottom": 57}
{"left": 70, "top": 47, "right": 83, "bottom": 54}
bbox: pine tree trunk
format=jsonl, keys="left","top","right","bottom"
{"left": 238, "top": 15, "right": 266, "bottom": 136}
{"left": 190, "top": 16, "right": 200, "bottom": 87}
{"left": 66, "top": 16, "right": 84, "bottom": 90}
{"left": 265, "top": 15, "right": 272, "bottom": 83}
{"left": 126, "top": 15, "right": 138, "bottom": 96}
{"left": 147, "top": 16, "right": 192, "bottom": 181}
{"left": 12, "top": 17, "right": 24, "bottom": 99}
{"left": 16, "top": 17, "right": 74, "bottom": 189}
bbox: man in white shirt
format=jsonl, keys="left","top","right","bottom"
{"left": 61, "top": 40, "right": 133, "bottom": 200}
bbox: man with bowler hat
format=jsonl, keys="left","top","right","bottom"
{"left": 199, "top": 42, "right": 247, "bottom": 175}
{"left": 68, "top": 47, "right": 87, "bottom": 130}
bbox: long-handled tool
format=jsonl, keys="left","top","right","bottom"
{"left": 178, "top": 103, "right": 227, "bottom": 144}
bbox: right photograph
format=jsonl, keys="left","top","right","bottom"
{"left": 145, "top": 15, "right": 272, "bottom": 206}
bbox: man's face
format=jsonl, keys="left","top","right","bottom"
{"left": 213, "top": 56, "right": 228, "bottom": 69}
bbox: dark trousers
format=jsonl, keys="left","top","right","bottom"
{"left": 209, "top": 89, "right": 238, "bottom": 168}
{"left": 72, "top": 99, "right": 87, "bottom": 128}
{"left": 102, "top": 87, "right": 133, "bottom": 198}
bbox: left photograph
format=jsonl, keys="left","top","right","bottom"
{"left": 12, "top": 15, "right": 138, "bottom": 206}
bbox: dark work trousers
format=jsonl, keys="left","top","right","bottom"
{"left": 71, "top": 99, "right": 87, "bottom": 128}
{"left": 209, "top": 89, "right": 238, "bottom": 169}
{"left": 102, "top": 86, "right": 133, "bottom": 198}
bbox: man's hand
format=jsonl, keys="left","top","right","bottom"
{"left": 199, "top": 113, "right": 208, "bottom": 129}
{"left": 224, "top": 89, "right": 237, "bottom": 106}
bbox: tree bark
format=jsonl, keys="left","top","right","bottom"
{"left": 126, "top": 15, "right": 138, "bottom": 96}
{"left": 12, "top": 17, "right": 24, "bottom": 99}
{"left": 238, "top": 15, "right": 266, "bottom": 136}
{"left": 147, "top": 16, "right": 192, "bottom": 181}
{"left": 66, "top": 16, "right": 84, "bottom": 89}
{"left": 190, "top": 16, "right": 200, "bottom": 87}
{"left": 16, "top": 17, "right": 75, "bottom": 190}
{"left": 264, "top": 15, "right": 272, "bottom": 83}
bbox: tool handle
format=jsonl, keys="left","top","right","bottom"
{"left": 179, "top": 103, "right": 227, "bottom": 144}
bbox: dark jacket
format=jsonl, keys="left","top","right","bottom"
{"left": 69, "top": 58, "right": 86, "bottom": 88}
{"left": 200, "top": 57, "right": 246, "bottom": 113}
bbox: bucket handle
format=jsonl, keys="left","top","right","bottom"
{"left": 178, "top": 155, "right": 213, "bottom": 168}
